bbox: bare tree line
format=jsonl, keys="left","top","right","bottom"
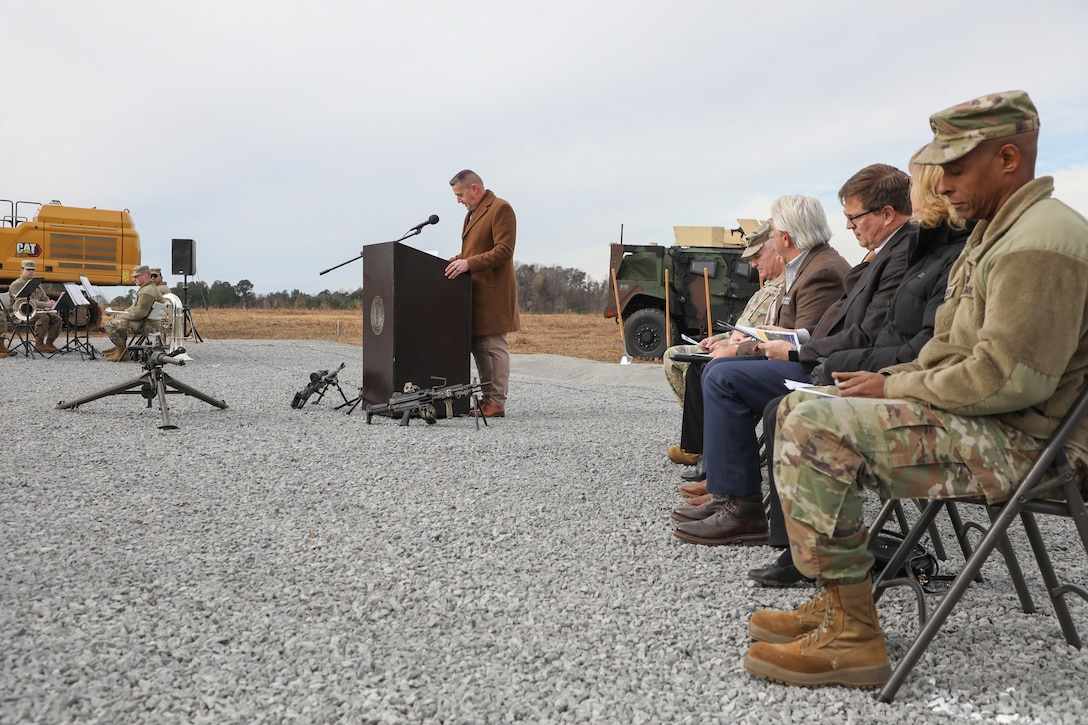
{"left": 111, "top": 263, "right": 608, "bottom": 313}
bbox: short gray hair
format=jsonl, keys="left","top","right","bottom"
{"left": 449, "top": 169, "right": 483, "bottom": 187}
{"left": 769, "top": 195, "right": 832, "bottom": 251}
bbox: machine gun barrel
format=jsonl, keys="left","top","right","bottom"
{"left": 128, "top": 343, "right": 187, "bottom": 368}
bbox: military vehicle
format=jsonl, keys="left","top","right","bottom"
{"left": 2, "top": 199, "right": 142, "bottom": 327}
{"left": 604, "top": 223, "right": 762, "bottom": 359}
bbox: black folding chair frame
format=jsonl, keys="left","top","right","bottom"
{"left": 873, "top": 387, "right": 1088, "bottom": 702}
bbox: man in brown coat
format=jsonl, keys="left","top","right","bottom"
{"left": 445, "top": 170, "right": 520, "bottom": 417}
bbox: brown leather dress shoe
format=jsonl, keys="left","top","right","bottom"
{"left": 678, "top": 479, "right": 707, "bottom": 498}
{"left": 673, "top": 495, "right": 768, "bottom": 546}
{"left": 684, "top": 493, "right": 712, "bottom": 507}
{"left": 671, "top": 494, "right": 731, "bottom": 522}
{"left": 475, "top": 401, "right": 505, "bottom": 418}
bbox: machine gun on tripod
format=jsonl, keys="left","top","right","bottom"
{"left": 291, "top": 362, "right": 348, "bottom": 409}
{"left": 56, "top": 337, "right": 227, "bottom": 429}
{"left": 365, "top": 378, "right": 488, "bottom": 428}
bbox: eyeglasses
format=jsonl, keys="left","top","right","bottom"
{"left": 845, "top": 209, "right": 879, "bottom": 224}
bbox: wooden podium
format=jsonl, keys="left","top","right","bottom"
{"left": 362, "top": 242, "right": 472, "bottom": 416}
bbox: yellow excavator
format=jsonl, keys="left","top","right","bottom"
{"left": 1, "top": 199, "right": 143, "bottom": 328}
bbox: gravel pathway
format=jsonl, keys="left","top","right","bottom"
{"left": 2, "top": 339, "right": 1087, "bottom": 724}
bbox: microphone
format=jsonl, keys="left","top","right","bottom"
{"left": 410, "top": 215, "right": 440, "bottom": 232}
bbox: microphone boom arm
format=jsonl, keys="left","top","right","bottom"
{"left": 319, "top": 226, "right": 425, "bottom": 276}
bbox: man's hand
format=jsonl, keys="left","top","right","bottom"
{"left": 832, "top": 370, "right": 887, "bottom": 398}
{"left": 710, "top": 344, "right": 738, "bottom": 359}
{"left": 756, "top": 340, "right": 793, "bottom": 361}
{"left": 705, "top": 336, "right": 734, "bottom": 351}
{"left": 445, "top": 259, "right": 470, "bottom": 279}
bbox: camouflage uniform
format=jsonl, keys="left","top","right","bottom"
{"left": 773, "top": 390, "right": 1078, "bottom": 582}
{"left": 105, "top": 279, "right": 165, "bottom": 349}
{"left": 776, "top": 164, "right": 1088, "bottom": 584}
{"left": 663, "top": 273, "right": 784, "bottom": 404}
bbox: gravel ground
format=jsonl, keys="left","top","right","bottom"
{"left": 3, "top": 338, "right": 1088, "bottom": 724}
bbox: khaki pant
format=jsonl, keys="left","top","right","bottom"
{"left": 472, "top": 333, "right": 510, "bottom": 407}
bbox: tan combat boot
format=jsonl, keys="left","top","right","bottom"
{"left": 34, "top": 335, "right": 49, "bottom": 354}
{"left": 0, "top": 339, "right": 13, "bottom": 358}
{"left": 105, "top": 347, "right": 124, "bottom": 362}
{"left": 747, "top": 585, "right": 826, "bottom": 643}
{"left": 43, "top": 336, "right": 59, "bottom": 353}
{"left": 744, "top": 577, "right": 891, "bottom": 689}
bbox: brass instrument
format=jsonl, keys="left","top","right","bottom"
{"left": 161, "top": 293, "right": 191, "bottom": 359}
{"left": 13, "top": 298, "right": 59, "bottom": 323}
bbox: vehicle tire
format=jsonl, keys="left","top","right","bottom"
{"left": 623, "top": 307, "right": 673, "bottom": 359}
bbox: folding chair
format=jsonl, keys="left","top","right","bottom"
{"left": 872, "top": 385, "right": 1088, "bottom": 703}
{"left": 126, "top": 301, "right": 168, "bottom": 350}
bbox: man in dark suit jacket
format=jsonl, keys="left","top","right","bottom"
{"left": 674, "top": 170, "right": 914, "bottom": 546}
{"left": 445, "top": 170, "right": 520, "bottom": 418}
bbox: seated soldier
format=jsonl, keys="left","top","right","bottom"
{"left": 103, "top": 265, "right": 165, "bottom": 362}
{"left": 150, "top": 268, "right": 170, "bottom": 295}
{"left": 662, "top": 221, "right": 783, "bottom": 465}
{"left": 9, "top": 260, "right": 63, "bottom": 354}
{"left": 744, "top": 90, "right": 1088, "bottom": 689}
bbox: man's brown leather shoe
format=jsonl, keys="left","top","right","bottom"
{"left": 678, "top": 479, "right": 706, "bottom": 497}
{"left": 673, "top": 495, "right": 768, "bottom": 546}
{"left": 671, "top": 494, "right": 732, "bottom": 522}
{"left": 475, "top": 401, "right": 505, "bottom": 418}
{"left": 683, "top": 493, "right": 712, "bottom": 507}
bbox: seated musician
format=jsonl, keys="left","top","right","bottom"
{"left": 9, "top": 260, "right": 62, "bottom": 354}
{"left": 103, "top": 265, "right": 165, "bottom": 362}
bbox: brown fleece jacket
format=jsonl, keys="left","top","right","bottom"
{"left": 884, "top": 176, "right": 1088, "bottom": 445}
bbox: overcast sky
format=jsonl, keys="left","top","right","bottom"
{"left": 6, "top": 0, "right": 1088, "bottom": 295}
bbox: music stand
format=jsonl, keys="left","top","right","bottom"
{"left": 9, "top": 277, "right": 44, "bottom": 357}
{"left": 51, "top": 283, "right": 98, "bottom": 360}
{"left": 79, "top": 275, "right": 105, "bottom": 359}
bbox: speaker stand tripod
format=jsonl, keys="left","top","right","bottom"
{"left": 180, "top": 275, "right": 203, "bottom": 342}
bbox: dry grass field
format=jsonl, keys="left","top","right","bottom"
{"left": 179, "top": 308, "right": 648, "bottom": 364}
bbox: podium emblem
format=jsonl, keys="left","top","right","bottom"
{"left": 370, "top": 295, "right": 385, "bottom": 336}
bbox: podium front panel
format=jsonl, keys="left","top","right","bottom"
{"left": 363, "top": 242, "right": 472, "bottom": 416}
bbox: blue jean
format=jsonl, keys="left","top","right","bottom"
{"left": 702, "top": 357, "right": 808, "bottom": 498}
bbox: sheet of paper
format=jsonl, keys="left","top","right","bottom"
{"left": 783, "top": 379, "right": 840, "bottom": 398}
{"left": 64, "top": 282, "right": 90, "bottom": 306}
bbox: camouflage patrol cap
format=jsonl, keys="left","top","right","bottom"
{"left": 740, "top": 219, "right": 772, "bottom": 259}
{"left": 150, "top": 267, "right": 163, "bottom": 277}
{"left": 132, "top": 265, "right": 151, "bottom": 277}
{"left": 21, "top": 259, "right": 36, "bottom": 270}
{"left": 915, "top": 90, "right": 1039, "bottom": 165}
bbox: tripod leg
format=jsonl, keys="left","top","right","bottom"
{"left": 56, "top": 374, "right": 154, "bottom": 410}
{"left": 153, "top": 369, "right": 176, "bottom": 430}
{"left": 160, "top": 373, "right": 228, "bottom": 409}
{"left": 183, "top": 308, "right": 203, "bottom": 342}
